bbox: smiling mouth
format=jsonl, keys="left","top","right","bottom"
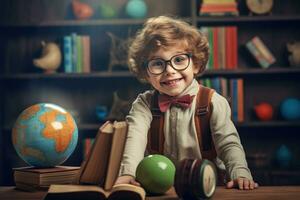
{"left": 161, "top": 78, "right": 183, "bottom": 86}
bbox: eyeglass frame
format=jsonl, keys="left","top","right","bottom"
{"left": 144, "top": 53, "right": 192, "bottom": 75}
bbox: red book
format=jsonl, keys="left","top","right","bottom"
{"left": 225, "top": 27, "right": 232, "bottom": 69}
{"left": 212, "top": 27, "right": 219, "bottom": 69}
{"left": 232, "top": 27, "right": 238, "bottom": 69}
{"left": 237, "top": 79, "right": 244, "bottom": 122}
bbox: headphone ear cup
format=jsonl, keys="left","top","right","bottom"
{"left": 174, "top": 159, "right": 193, "bottom": 198}
{"left": 174, "top": 159, "right": 217, "bottom": 200}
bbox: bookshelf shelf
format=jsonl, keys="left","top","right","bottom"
{"left": 0, "top": 17, "right": 193, "bottom": 29}
{"left": 0, "top": 71, "right": 135, "bottom": 80}
{"left": 1, "top": 68, "right": 299, "bottom": 80}
{"left": 236, "top": 121, "right": 300, "bottom": 128}
{"left": 196, "top": 15, "right": 300, "bottom": 25}
{"left": 1, "top": 16, "right": 299, "bottom": 29}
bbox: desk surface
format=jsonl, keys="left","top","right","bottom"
{"left": 0, "top": 186, "right": 300, "bottom": 200}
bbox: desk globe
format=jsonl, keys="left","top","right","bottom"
{"left": 12, "top": 103, "right": 78, "bottom": 167}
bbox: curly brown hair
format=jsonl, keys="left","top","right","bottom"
{"left": 128, "top": 15, "right": 209, "bottom": 83}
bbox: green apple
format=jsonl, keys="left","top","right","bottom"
{"left": 136, "top": 154, "right": 175, "bottom": 194}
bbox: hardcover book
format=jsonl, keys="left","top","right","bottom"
{"left": 76, "top": 121, "right": 128, "bottom": 190}
{"left": 14, "top": 166, "right": 80, "bottom": 191}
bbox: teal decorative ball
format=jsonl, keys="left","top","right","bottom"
{"left": 136, "top": 154, "right": 175, "bottom": 194}
{"left": 280, "top": 98, "right": 300, "bottom": 120}
{"left": 126, "top": 0, "right": 147, "bottom": 18}
{"left": 12, "top": 103, "right": 78, "bottom": 167}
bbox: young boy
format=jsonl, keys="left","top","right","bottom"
{"left": 115, "top": 16, "right": 258, "bottom": 190}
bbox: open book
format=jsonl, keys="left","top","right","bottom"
{"left": 44, "top": 183, "right": 145, "bottom": 200}
{"left": 76, "top": 121, "right": 128, "bottom": 190}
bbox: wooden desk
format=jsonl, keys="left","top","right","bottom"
{"left": 0, "top": 186, "right": 300, "bottom": 200}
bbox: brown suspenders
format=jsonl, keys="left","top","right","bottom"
{"left": 147, "top": 90, "right": 164, "bottom": 154}
{"left": 147, "top": 85, "right": 217, "bottom": 160}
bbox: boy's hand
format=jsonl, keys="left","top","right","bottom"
{"left": 226, "top": 177, "right": 258, "bottom": 190}
{"left": 114, "top": 175, "right": 141, "bottom": 186}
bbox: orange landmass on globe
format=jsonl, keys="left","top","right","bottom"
{"left": 21, "top": 146, "right": 46, "bottom": 161}
{"left": 12, "top": 122, "right": 46, "bottom": 161}
{"left": 20, "top": 104, "right": 40, "bottom": 120}
{"left": 40, "top": 110, "right": 76, "bottom": 152}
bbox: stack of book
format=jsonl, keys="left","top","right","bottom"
{"left": 246, "top": 36, "right": 276, "bottom": 68}
{"left": 199, "top": 0, "right": 239, "bottom": 16}
{"left": 14, "top": 166, "right": 80, "bottom": 191}
{"left": 43, "top": 121, "right": 146, "bottom": 200}
{"left": 63, "top": 33, "right": 91, "bottom": 73}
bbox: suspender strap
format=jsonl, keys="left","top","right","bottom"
{"left": 148, "top": 91, "right": 165, "bottom": 154}
{"left": 194, "top": 86, "right": 217, "bottom": 160}
{"left": 148, "top": 86, "right": 217, "bottom": 160}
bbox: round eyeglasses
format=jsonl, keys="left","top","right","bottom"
{"left": 145, "top": 53, "right": 192, "bottom": 75}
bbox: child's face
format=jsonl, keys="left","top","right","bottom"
{"left": 145, "top": 44, "right": 200, "bottom": 96}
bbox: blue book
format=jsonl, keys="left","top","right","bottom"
{"left": 231, "top": 79, "right": 238, "bottom": 122}
{"left": 63, "top": 36, "right": 73, "bottom": 73}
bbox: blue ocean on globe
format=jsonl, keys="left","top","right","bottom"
{"left": 12, "top": 103, "right": 78, "bottom": 167}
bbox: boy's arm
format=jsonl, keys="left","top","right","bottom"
{"left": 119, "top": 92, "right": 153, "bottom": 177}
{"left": 210, "top": 93, "right": 253, "bottom": 181}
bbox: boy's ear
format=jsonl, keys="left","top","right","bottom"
{"left": 193, "top": 65, "right": 201, "bottom": 75}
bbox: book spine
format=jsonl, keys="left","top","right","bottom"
{"left": 230, "top": 79, "right": 238, "bottom": 122}
{"left": 76, "top": 35, "right": 83, "bottom": 73}
{"left": 82, "top": 35, "right": 91, "bottom": 73}
{"left": 71, "top": 33, "right": 78, "bottom": 73}
{"left": 237, "top": 79, "right": 244, "bottom": 122}
{"left": 246, "top": 41, "right": 271, "bottom": 68}
{"left": 212, "top": 27, "right": 219, "bottom": 69}
{"left": 63, "top": 36, "right": 73, "bottom": 73}
{"left": 252, "top": 36, "right": 276, "bottom": 64}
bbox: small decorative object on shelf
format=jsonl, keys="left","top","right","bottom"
{"left": 33, "top": 41, "right": 62, "bottom": 73}
{"left": 287, "top": 41, "right": 300, "bottom": 67}
{"left": 280, "top": 98, "right": 300, "bottom": 120}
{"left": 126, "top": 0, "right": 147, "bottom": 19}
{"left": 246, "top": 0, "right": 274, "bottom": 15}
{"left": 99, "top": 2, "right": 117, "bottom": 18}
{"left": 95, "top": 105, "right": 108, "bottom": 121}
{"left": 199, "top": 0, "right": 239, "bottom": 16}
{"left": 254, "top": 102, "right": 274, "bottom": 121}
{"left": 106, "top": 91, "right": 131, "bottom": 121}
{"left": 72, "top": 0, "right": 94, "bottom": 20}
{"left": 107, "top": 32, "right": 132, "bottom": 71}
{"left": 275, "top": 144, "right": 292, "bottom": 169}
{"left": 245, "top": 36, "right": 276, "bottom": 68}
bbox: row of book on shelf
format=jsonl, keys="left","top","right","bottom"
{"left": 61, "top": 31, "right": 275, "bottom": 74}
{"left": 199, "top": 77, "right": 244, "bottom": 123}
{"left": 63, "top": 33, "right": 91, "bottom": 73}
{"left": 201, "top": 26, "right": 238, "bottom": 70}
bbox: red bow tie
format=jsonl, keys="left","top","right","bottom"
{"left": 158, "top": 94, "right": 195, "bottom": 112}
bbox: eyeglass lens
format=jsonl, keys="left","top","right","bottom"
{"left": 147, "top": 54, "right": 190, "bottom": 74}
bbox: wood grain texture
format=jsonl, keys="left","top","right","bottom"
{"left": 1, "top": 186, "right": 300, "bottom": 200}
